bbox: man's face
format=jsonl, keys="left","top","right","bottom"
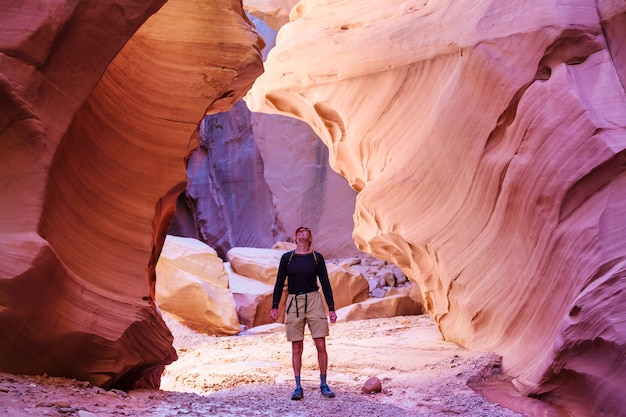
{"left": 296, "top": 228, "right": 312, "bottom": 243}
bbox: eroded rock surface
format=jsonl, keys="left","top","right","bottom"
{"left": 171, "top": 16, "right": 359, "bottom": 259}
{"left": 246, "top": 0, "right": 626, "bottom": 415}
{"left": 0, "top": 0, "right": 263, "bottom": 388}
{"left": 156, "top": 236, "right": 240, "bottom": 336}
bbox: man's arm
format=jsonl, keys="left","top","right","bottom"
{"left": 270, "top": 252, "right": 289, "bottom": 321}
{"left": 315, "top": 252, "right": 336, "bottom": 323}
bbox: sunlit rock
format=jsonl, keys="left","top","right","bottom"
{"left": 246, "top": 0, "right": 626, "bottom": 414}
{"left": 227, "top": 247, "right": 284, "bottom": 284}
{"left": 156, "top": 236, "right": 239, "bottom": 336}
{"left": 336, "top": 295, "right": 422, "bottom": 323}
{"left": 158, "top": 236, "right": 230, "bottom": 288}
{"left": 326, "top": 263, "right": 370, "bottom": 309}
{"left": 271, "top": 241, "right": 296, "bottom": 252}
{"left": 0, "top": 0, "right": 263, "bottom": 388}
{"left": 225, "top": 262, "right": 275, "bottom": 329}
{"left": 386, "top": 284, "right": 413, "bottom": 297}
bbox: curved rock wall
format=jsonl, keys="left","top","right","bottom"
{"left": 172, "top": 100, "right": 277, "bottom": 258}
{"left": 246, "top": 0, "right": 626, "bottom": 415}
{"left": 171, "top": 16, "right": 359, "bottom": 259}
{"left": 0, "top": 0, "right": 263, "bottom": 389}
{"left": 251, "top": 108, "right": 360, "bottom": 257}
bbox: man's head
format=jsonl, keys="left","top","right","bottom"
{"left": 295, "top": 226, "right": 313, "bottom": 247}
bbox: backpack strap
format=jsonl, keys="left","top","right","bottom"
{"left": 287, "top": 250, "right": 318, "bottom": 265}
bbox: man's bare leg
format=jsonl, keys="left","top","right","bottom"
{"left": 313, "top": 337, "right": 328, "bottom": 374}
{"left": 314, "top": 337, "right": 335, "bottom": 398}
{"left": 292, "top": 340, "right": 304, "bottom": 377}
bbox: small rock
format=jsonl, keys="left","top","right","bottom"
{"left": 371, "top": 288, "right": 387, "bottom": 298}
{"left": 383, "top": 272, "right": 396, "bottom": 287}
{"left": 36, "top": 399, "right": 71, "bottom": 408}
{"left": 78, "top": 411, "right": 98, "bottom": 417}
{"left": 51, "top": 399, "right": 71, "bottom": 407}
{"left": 348, "top": 258, "right": 361, "bottom": 266}
{"left": 106, "top": 388, "right": 128, "bottom": 398}
{"left": 367, "top": 277, "right": 382, "bottom": 292}
{"left": 362, "top": 376, "right": 382, "bottom": 394}
{"left": 377, "top": 275, "right": 386, "bottom": 288}
{"left": 89, "top": 386, "right": 106, "bottom": 395}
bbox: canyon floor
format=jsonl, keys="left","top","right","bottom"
{"left": 0, "top": 312, "right": 552, "bottom": 417}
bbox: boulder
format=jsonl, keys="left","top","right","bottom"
{"left": 335, "top": 294, "right": 423, "bottom": 322}
{"left": 370, "top": 288, "right": 387, "bottom": 299}
{"left": 225, "top": 262, "right": 275, "bottom": 329}
{"left": 326, "top": 263, "right": 370, "bottom": 309}
{"left": 271, "top": 241, "right": 296, "bottom": 251}
{"left": 157, "top": 235, "right": 229, "bottom": 288}
{"left": 382, "top": 271, "right": 396, "bottom": 287}
{"left": 227, "top": 247, "right": 284, "bottom": 284}
{"left": 386, "top": 284, "right": 413, "bottom": 297}
{"left": 156, "top": 236, "right": 239, "bottom": 336}
{"left": 362, "top": 376, "right": 382, "bottom": 394}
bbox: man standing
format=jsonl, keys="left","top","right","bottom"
{"left": 269, "top": 226, "right": 337, "bottom": 401}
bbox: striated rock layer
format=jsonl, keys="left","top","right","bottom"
{"left": 156, "top": 236, "right": 240, "bottom": 336}
{"left": 171, "top": 16, "right": 359, "bottom": 259}
{"left": 0, "top": 0, "right": 263, "bottom": 388}
{"left": 171, "top": 100, "right": 277, "bottom": 258}
{"left": 246, "top": 0, "right": 626, "bottom": 415}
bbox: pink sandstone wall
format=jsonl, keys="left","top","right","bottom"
{"left": 246, "top": 0, "right": 626, "bottom": 415}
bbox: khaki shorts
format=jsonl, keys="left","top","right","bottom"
{"left": 284, "top": 291, "right": 329, "bottom": 342}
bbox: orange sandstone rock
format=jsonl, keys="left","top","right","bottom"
{"left": 0, "top": 0, "right": 263, "bottom": 389}
{"left": 362, "top": 376, "right": 382, "bottom": 394}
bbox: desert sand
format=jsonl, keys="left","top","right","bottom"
{"left": 0, "top": 313, "right": 536, "bottom": 417}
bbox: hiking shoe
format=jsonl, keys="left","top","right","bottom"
{"left": 320, "top": 384, "right": 335, "bottom": 398}
{"left": 291, "top": 387, "right": 304, "bottom": 401}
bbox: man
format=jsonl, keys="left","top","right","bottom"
{"left": 270, "top": 226, "right": 337, "bottom": 401}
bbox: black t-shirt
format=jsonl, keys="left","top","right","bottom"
{"left": 272, "top": 251, "right": 335, "bottom": 311}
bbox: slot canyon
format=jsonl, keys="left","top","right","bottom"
{"left": 1, "top": 1, "right": 625, "bottom": 416}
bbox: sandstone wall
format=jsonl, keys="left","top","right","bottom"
{"left": 246, "top": 0, "right": 626, "bottom": 415}
{"left": 171, "top": 100, "right": 277, "bottom": 258}
{"left": 171, "top": 16, "right": 359, "bottom": 259}
{"left": 0, "top": 0, "right": 263, "bottom": 389}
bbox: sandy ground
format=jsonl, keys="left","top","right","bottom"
{"left": 0, "top": 313, "right": 534, "bottom": 417}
